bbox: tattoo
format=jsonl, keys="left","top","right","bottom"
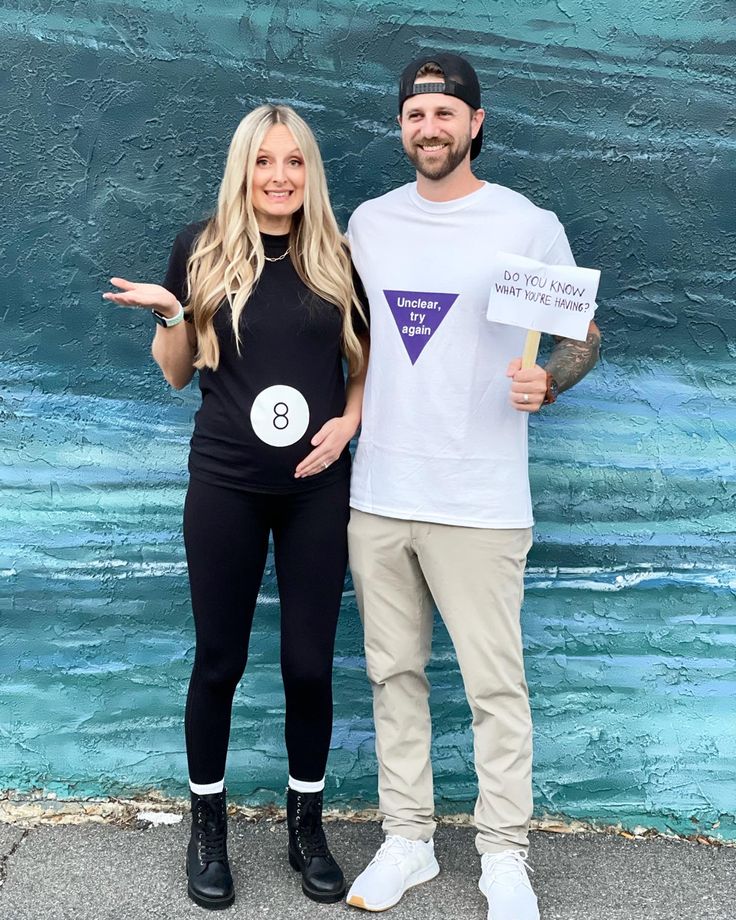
{"left": 545, "top": 324, "right": 601, "bottom": 393}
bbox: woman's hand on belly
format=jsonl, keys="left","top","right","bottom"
{"left": 294, "top": 416, "right": 358, "bottom": 478}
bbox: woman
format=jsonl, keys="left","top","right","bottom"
{"left": 104, "top": 104, "right": 368, "bottom": 910}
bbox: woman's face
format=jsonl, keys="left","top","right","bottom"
{"left": 250, "top": 124, "right": 306, "bottom": 233}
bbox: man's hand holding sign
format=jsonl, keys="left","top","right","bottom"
{"left": 487, "top": 252, "right": 601, "bottom": 412}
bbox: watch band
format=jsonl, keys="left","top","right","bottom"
{"left": 152, "top": 303, "right": 185, "bottom": 327}
{"left": 542, "top": 371, "right": 559, "bottom": 405}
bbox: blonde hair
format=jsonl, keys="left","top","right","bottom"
{"left": 185, "top": 105, "right": 366, "bottom": 374}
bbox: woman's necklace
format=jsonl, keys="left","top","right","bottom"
{"left": 264, "top": 248, "right": 291, "bottom": 263}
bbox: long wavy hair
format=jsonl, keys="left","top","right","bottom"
{"left": 185, "top": 105, "right": 366, "bottom": 374}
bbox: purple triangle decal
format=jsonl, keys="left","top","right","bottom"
{"left": 383, "top": 290, "right": 459, "bottom": 364}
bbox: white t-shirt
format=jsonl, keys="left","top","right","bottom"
{"left": 347, "top": 181, "right": 577, "bottom": 528}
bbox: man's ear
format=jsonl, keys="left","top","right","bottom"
{"left": 471, "top": 107, "right": 485, "bottom": 138}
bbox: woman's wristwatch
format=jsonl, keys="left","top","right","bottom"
{"left": 542, "top": 371, "right": 559, "bottom": 405}
{"left": 152, "top": 302, "right": 185, "bottom": 327}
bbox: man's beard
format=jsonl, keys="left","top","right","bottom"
{"left": 406, "top": 133, "right": 472, "bottom": 180}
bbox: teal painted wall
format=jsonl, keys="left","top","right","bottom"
{"left": 1, "top": 2, "right": 734, "bottom": 839}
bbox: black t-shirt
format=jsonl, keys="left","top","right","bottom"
{"left": 162, "top": 221, "right": 368, "bottom": 493}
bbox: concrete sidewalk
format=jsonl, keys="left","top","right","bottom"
{"left": 1, "top": 812, "right": 734, "bottom": 920}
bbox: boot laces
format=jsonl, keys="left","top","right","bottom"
{"left": 294, "top": 793, "right": 331, "bottom": 860}
{"left": 195, "top": 800, "right": 228, "bottom": 864}
{"left": 298, "top": 825, "right": 331, "bottom": 859}
{"left": 199, "top": 828, "right": 227, "bottom": 863}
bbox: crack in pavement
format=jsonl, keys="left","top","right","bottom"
{"left": 0, "top": 828, "right": 30, "bottom": 890}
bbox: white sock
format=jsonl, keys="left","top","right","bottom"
{"left": 189, "top": 777, "right": 225, "bottom": 795}
{"left": 288, "top": 775, "right": 325, "bottom": 793}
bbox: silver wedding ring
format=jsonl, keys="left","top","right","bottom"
{"left": 523, "top": 393, "right": 529, "bottom": 403}
{"left": 322, "top": 461, "right": 329, "bottom": 470}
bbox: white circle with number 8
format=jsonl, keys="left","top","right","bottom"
{"left": 250, "top": 385, "right": 310, "bottom": 447}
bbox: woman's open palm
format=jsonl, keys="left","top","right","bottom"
{"left": 104, "top": 278, "right": 179, "bottom": 314}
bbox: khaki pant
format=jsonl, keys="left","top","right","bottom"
{"left": 348, "top": 509, "right": 534, "bottom": 855}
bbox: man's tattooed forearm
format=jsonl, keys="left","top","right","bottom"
{"left": 545, "top": 326, "right": 601, "bottom": 393}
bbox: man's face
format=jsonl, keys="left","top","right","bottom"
{"left": 399, "top": 77, "right": 483, "bottom": 180}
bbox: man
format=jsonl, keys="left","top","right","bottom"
{"left": 345, "top": 53, "right": 600, "bottom": 919}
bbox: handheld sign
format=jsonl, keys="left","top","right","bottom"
{"left": 486, "top": 252, "right": 600, "bottom": 367}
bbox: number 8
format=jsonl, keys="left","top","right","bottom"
{"left": 273, "top": 401, "right": 289, "bottom": 430}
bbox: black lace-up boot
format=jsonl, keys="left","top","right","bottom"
{"left": 186, "top": 789, "right": 235, "bottom": 910}
{"left": 287, "top": 787, "right": 346, "bottom": 902}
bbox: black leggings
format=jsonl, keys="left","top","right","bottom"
{"left": 183, "top": 474, "right": 350, "bottom": 785}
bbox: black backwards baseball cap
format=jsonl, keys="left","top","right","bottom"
{"left": 398, "top": 52, "right": 483, "bottom": 160}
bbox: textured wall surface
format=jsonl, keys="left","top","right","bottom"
{"left": 1, "top": 1, "right": 734, "bottom": 839}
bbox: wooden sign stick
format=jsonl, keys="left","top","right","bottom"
{"left": 521, "top": 330, "right": 541, "bottom": 370}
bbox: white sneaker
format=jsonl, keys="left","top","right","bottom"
{"left": 479, "top": 850, "right": 539, "bottom": 920}
{"left": 346, "top": 835, "right": 440, "bottom": 911}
